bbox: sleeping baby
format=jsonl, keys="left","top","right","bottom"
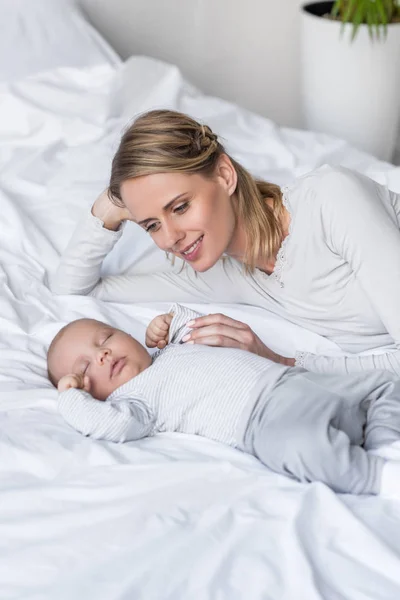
{"left": 47, "top": 304, "right": 400, "bottom": 498}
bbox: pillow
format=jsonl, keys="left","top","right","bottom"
{"left": 0, "top": 0, "right": 120, "bottom": 82}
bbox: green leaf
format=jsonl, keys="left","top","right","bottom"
{"left": 371, "top": 5, "right": 382, "bottom": 40}
{"left": 376, "top": 0, "right": 390, "bottom": 37}
{"left": 366, "top": 7, "right": 375, "bottom": 39}
{"left": 384, "top": 0, "right": 395, "bottom": 20}
{"left": 331, "top": 0, "right": 341, "bottom": 18}
{"left": 331, "top": 0, "right": 396, "bottom": 41}
{"left": 351, "top": 3, "right": 364, "bottom": 39}
{"left": 343, "top": 0, "right": 358, "bottom": 22}
{"left": 376, "top": 0, "right": 389, "bottom": 23}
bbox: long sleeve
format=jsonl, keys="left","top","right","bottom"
{"left": 296, "top": 168, "right": 400, "bottom": 376}
{"left": 50, "top": 211, "right": 124, "bottom": 296}
{"left": 168, "top": 303, "right": 205, "bottom": 344}
{"left": 296, "top": 349, "right": 400, "bottom": 376}
{"left": 50, "top": 210, "right": 246, "bottom": 304}
{"left": 58, "top": 388, "right": 155, "bottom": 442}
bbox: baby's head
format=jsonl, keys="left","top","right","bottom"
{"left": 47, "top": 318, "right": 152, "bottom": 400}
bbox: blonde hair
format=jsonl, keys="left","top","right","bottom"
{"left": 109, "top": 109, "right": 284, "bottom": 271}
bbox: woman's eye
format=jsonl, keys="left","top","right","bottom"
{"left": 174, "top": 202, "right": 189, "bottom": 214}
{"left": 145, "top": 222, "right": 159, "bottom": 233}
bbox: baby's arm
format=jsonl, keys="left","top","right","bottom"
{"left": 58, "top": 374, "right": 155, "bottom": 442}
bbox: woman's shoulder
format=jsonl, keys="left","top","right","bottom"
{"left": 289, "top": 164, "right": 372, "bottom": 191}
{"left": 285, "top": 164, "right": 383, "bottom": 213}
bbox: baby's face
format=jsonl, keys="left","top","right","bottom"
{"left": 49, "top": 319, "right": 152, "bottom": 400}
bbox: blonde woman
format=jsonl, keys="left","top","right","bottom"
{"left": 52, "top": 110, "right": 400, "bottom": 376}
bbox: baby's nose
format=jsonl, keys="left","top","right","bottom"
{"left": 97, "top": 348, "right": 111, "bottom": 364}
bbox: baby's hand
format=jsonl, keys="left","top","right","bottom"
{"left": 146, "top": 313, "right": 173, "bottom": 349}
{"left": 58, "top": 373, "right": 90, "bottom": 393}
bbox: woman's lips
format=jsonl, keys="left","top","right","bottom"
{"left": 180, "top": 235, "right": 203, "bottom": 261}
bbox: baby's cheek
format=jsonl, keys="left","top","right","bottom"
{"left": 92, "top": 379, "right": 108, "bottom": 402}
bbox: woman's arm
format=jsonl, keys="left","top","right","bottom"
{"left": 296, "top": 168, "right": 400, "bottom": 376}
{"left": 50, "top": 208, "right": 124, "bottom": 296}
{"left": 295, "top": 350, "right": 400, "bottom": 375}
{"left": 50, "top": 206, "right": 246, "bottom": 305}
{"left": 50, "top": 189, "right": 130, "bottom": 296}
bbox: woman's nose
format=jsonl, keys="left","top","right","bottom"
{"left": 161, "top": 223, "right": 184, "bottom": 251}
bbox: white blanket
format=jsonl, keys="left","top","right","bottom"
{"left": 1, "top": 57, "right": 400, "bottom": 599}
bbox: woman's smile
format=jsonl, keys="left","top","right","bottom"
{"left": 179, "top": 235, "right": 204, "bottom": 261}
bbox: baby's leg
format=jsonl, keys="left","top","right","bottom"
{"left": 359, "top": 371, "right": 400, "bottom": 450}
{"left": 244, "top": 369, "right": 385, "bottom": 495}
{"left": 355, "top": 370, "right": 400, "bottom": 499}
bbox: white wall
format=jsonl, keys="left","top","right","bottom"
{"left": 82, "top": 0, "right": 305, "bottom": 128}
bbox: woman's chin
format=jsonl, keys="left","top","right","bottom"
{"left": 190, "top": 263, "right": 208, "bottom": 273}
{"left": 189, "top": 255, "right": 220, "bottom": 273}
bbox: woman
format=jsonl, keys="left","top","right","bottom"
{"left": 52, "top": 109, "right": 400, "bottom": 376}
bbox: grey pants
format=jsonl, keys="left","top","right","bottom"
{"left": 243, "top": 368, "right": 400, "bottom": 494}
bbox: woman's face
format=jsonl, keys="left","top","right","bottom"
{"left": 120, "top": 155, "right": 238, "bottom": 272}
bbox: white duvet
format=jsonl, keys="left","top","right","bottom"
{"left": 1, "top": 56, "right": 400, "bottom": 599}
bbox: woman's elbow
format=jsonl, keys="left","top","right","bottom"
{"left": 47, "top": 271, "right": 96, "bottom": 296}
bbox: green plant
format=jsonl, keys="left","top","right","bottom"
{"left": 331, "top": 0, "right": 400, "bottom": 39}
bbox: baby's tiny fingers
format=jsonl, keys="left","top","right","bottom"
{"left": 58, "top": 374, "right": 80, "bottom": 392}
{"left": 153, "top": 324, "right": 169, "bottom": 335}
{"left": 145, "top": 336, "right": 158, "bottom": 348}
{"left": 149, "top": 328, "right": 164, "bottom": 341}
{"left": 158, "top": 314, "right": 171, "bottom": 325}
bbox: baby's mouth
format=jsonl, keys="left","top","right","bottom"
{"left": 110, "top": 358, "right": 125, "bottom": 378}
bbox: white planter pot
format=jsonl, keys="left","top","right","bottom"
{"left": 301, "top": 1, "right": 400, "bottom": 161}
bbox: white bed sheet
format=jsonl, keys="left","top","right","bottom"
{"left": 0, "top": 0, "right": 120, "bottom": 83}
{"left": 1, "top": 57, "right": 400, "bottom": 599}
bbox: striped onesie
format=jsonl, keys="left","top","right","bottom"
{"left": 58, "top": 304, "right": 400, "bottom": 496}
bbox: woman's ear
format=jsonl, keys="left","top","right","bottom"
{"left": 215, "top": 154, "right": 237, "bottom": 196}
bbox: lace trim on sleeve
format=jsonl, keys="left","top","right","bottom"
{"left": 294, "top": 350, "right": 308, "bottom": 369}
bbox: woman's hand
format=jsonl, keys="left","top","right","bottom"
{"left": 183, "top": 313, "right": 295, "bottom": 366}
{"left": 58, "top": 373, "right": 90, "bottom": 393}
{"left": 91, "top": 189, "right": 133, "bottom": 231}
{"left": 146, "top": 313, "right": 174, "bottom": 349}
